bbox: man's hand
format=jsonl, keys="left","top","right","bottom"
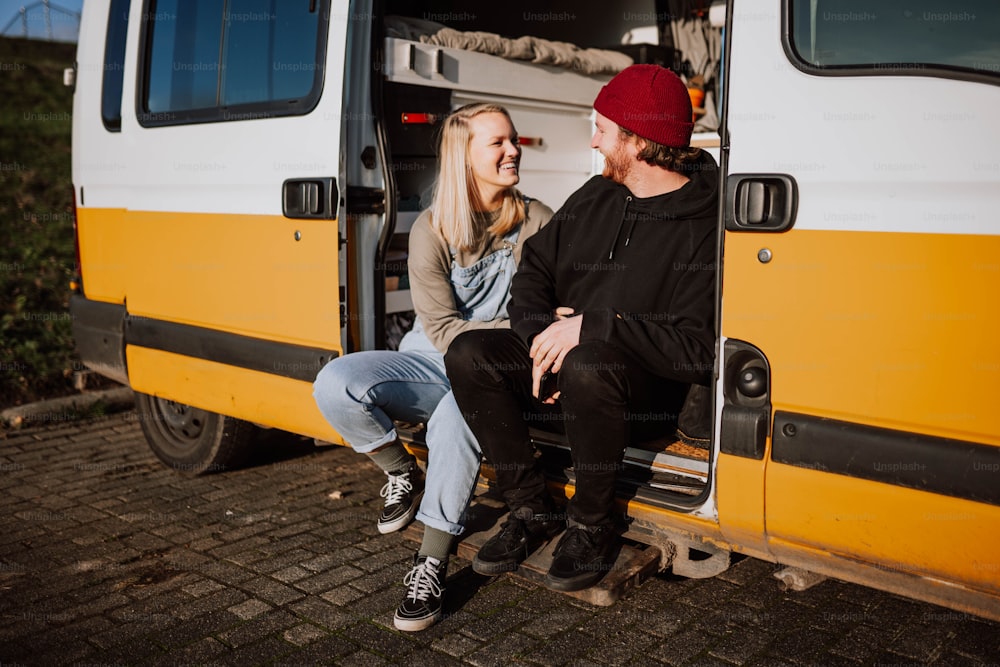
{"left": 530, "top": 308, "right": 581, "bottom": 402}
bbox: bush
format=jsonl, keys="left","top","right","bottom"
{"left": 0, "top": 37, "right": 82, "bottom": 407}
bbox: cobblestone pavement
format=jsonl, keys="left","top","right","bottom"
{"left": 1, "top": 410, "right": 999, "bottom": 666}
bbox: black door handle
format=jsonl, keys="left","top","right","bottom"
{"left": 725, "top": 173, "right": 797, "bottom": 232}
{"left": 283, "top": 178, "right": 338, "bottom": 219}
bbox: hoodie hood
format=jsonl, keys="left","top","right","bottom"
{"left": 607, "top": 149, "right": 719, "bottom": 259}
{"left": 510, "top": 148, "right": 719, "bottom": 383}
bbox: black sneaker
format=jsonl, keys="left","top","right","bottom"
{"left": 377, "top": 463, "right": 424, "bottom": 534}
{"left": 394, "top": 554, "right": 446, "bottom": 632}
{"left": 544, "top": 521, "right": 619, "bottom": 592}
{"left": 472, "top": 505, "right": 564, "bottom": 575}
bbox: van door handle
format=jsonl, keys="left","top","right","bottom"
{"left": 283, "top": 178, "right": 338, "bottom": 219}
{"left": 725, "top": 174, "right": 797, "bottom": 232}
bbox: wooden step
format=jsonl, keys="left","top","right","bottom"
{"left": 402, "top": 496, "right": 662, "bottom": 607}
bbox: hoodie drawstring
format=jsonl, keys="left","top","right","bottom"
{"left": 608, "top": 195, "right": 632, "bottom": 260}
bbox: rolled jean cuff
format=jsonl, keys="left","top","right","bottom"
{"left": 349, "top": 427, "right": 398, "bottom": 454}
{"left": 414, "top": 510, "right": 465, "bottom": 537}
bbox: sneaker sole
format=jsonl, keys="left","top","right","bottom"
{"left": 543, "top": 568, "right": 609, "bottom": 592}
{"left": 377, "top": 490, "right": 424, "bottom": 534}
{"left": 471, "top": 556, "right": 522, "bottom": 576}
{"left": 393, "top": 610, "right": 442, "bottom": 632}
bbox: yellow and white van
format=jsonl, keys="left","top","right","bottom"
{"left": 70, "top": 0, "right": 999, "bottom": 620}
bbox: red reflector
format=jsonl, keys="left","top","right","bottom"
{"left": 71, "top": 186, "right": 82, "bottom": 294}
{"left": 401, "top": 112, "right": 441, "bottom": 125}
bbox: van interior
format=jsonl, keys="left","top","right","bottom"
{"left": 370, "top": 0, "right": 724, "bottom": 509}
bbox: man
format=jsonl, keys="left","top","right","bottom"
{"left": 445, "top": 64, "right": 718, "bottom": 592}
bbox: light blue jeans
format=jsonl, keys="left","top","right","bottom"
{"left": 314, "top": 221, "right": 522, "bottom": 536}
{"left": 312, "top": 344, "right": 482, "bottom": 536}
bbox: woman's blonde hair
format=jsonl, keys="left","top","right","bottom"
{"left": 430, "top": 103, "right": 525, "bottom": 252}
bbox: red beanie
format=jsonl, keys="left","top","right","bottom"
{"left": 593, "top": 64, "right": 694, "bottom": 148}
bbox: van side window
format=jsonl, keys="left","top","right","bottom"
{"left": 101, "top": 0, "right": 130, "bottom": 131}
{"left": 788, "top": 1, "right": 1000, "bottom": 80}
{"left": 138, "top": 0, "right": 328, "bottom": 126}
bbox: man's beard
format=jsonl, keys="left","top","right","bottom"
{"left": 602, "top": 144, "right": 631, "bottom": 184}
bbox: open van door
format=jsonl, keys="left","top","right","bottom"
{"left": 73, "top": 0, "right": 351, "bottom": 467}
{"left": 720, "top": 1, "right": 1000, "bottom": 615}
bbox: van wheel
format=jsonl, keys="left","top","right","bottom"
{"left": 135, "top": 392, "right": 256, "bottom": 474}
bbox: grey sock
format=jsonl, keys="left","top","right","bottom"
{"left": 418, "top": 526, "right": 453, "bottom": 562}
{"left": 367, "top": 441, "right": 413, "bottom": 475}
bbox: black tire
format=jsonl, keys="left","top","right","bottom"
{"left": 134, "top": 392, "right": 256, "bottom": 474}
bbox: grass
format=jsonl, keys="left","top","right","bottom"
{"left": 0, "top": 36, "right": 85, "bottom": 408}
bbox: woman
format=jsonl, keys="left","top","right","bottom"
{"left": 312, "top": 103, "right": 553, "bottom": 631}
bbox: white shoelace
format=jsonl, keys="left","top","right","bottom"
{"left": 380, "top": 471, "right": 413, "bottom": 506}
{"left": 403, "top": 557, "right": 442, "bottom": 602}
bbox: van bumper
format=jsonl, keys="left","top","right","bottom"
{"left": 69, "top": 294, "right": 129, "bottom": 385}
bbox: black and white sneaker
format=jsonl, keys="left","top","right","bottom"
{"left": 377, "top": 462, "right": 424, "bottom": 534}
{"left": 393, "top": 554, "right": 446, "bottom": 632}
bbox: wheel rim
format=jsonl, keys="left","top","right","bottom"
{"left": 149, "top": 397, "right": 209, "bottom": 449}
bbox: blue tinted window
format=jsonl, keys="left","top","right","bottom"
{"left": 222, "top": 0, "right": 320, "bottom": 105}
{"left": 141, "top": 0, "right": 326, "bottom": 124}
{"left": 101, "top": 0, "right": 130, "bottom": 131}
{"left": 146, "top": 0, "right": 225, "bottom": 113}
{"left": 789, "top": 1, "right": 1000, "bottom": 77}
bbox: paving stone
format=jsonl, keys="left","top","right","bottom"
{"left": 338, "top": 620, "right": 420, "bottom": 660}
{"left": 153, "top": 609, "right": 241, "bottom": 649}
{"left": 2, "top": 411, "right": 999, "bottom": 666}
{"left": 228, "top": 597, "right": 273, "bottom": 620}
{"left": 294, "top": 564, "right": 367, "bottom": 594}
{"left": 887, "top": 621, "right": 953, "bottom": 663}
{"left": 827, "top": 622, "right": 889, "bottom": 663}
{"left": 289, "top": 597, "right": 354, "bottom": 631}
{"left": 706, "top": 628, "right": 773, "bottom": 665}
{"left": 173, "top": 587, "right": 248, "bottom": 621}
{"left": 456, "top": 604, "right": 532, "bottom": 642}
{"left": 283, "top": 622, "right": 331, "bottom": 647}
{"left": 464, "top": 630, "right": 541, "bottom": 667}
{"left": 182, "top": 578, "right": 227, "bottom": 598}
{"left": 273, "top": 633, "right": 362, "bottom": 665}
{"left": 217, "top": 609, "right": 299, "bottom": 648}
{"left": 272, "top": 564, "right": 313, "bottom": 583}
{"left": 764, "top": 627, "right": 839, "bottom": 665}
{"left": 239, "top": 575, "right": 306, "bottom": 605}
{"left": 147, "top": 636, "right": 229, "bottom": 666}
{"left": 568, "top": 628, "right": 655, "bottom": 666}
{"left": 336, "top": 649, "right": 394, "bottom": 666}
{"left": 432, "top": 633, "right": 485, "bottom": 659}
{"left": 654, "top": 627, "right": 718, "bottom": 666}
{"left": 518, "top": 604, "right": 593, "bottom": 639}
{"left": 320, "top": 584, "right": 367, "bottom": 606}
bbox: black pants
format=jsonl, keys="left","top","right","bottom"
{"left": 446, "top": 329, "right": 687, "bottom": 526}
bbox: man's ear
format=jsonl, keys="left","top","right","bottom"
{"left": 631, "top": 136, "right": 647, "bottom": 159}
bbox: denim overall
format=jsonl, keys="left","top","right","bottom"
{"left": 313, "top": 222, "right": 522, "bottom": 536}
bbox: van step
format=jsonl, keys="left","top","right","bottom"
{"left": 401, "top": 497, "right": 662, "bottom": 607}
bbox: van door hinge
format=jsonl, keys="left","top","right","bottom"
{"left": 346, "top": 186, "right": 386, "bottom": 215}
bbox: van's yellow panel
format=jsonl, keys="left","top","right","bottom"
{"left": 76, "top": 207, "right": 129, "bottom": 303}
{"left": 766, "top": 462, "right": 1000, "bottom": 594}
{"left": 715, "top": 453, "right": 769, "bottom": 556}
{"left": 127, "top": 345, "right": 345, "bottom": 444}
{"left": 79, "top": 208, "right": 342, "bottom": 352}
{"left": 723, "top": 229, "right": 1000, "bottom": 446}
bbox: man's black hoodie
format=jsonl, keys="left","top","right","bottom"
{"left": 510, "top": 150, "right": 718, "bottom": 384}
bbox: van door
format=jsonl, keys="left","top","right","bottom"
{"left": 721, "top": 0, "right": 1000, "bottom": 601}
{"left": 83, "top": 1, "right": 350, "bottom": 440}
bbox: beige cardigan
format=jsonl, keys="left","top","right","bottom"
{"left": 407, "top": 198, "right": 554, "bottom": 354}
